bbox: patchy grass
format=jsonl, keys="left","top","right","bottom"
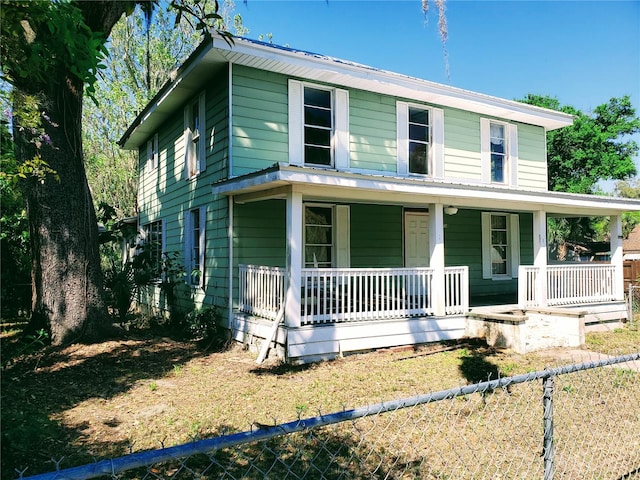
{"left": 1, "top": 323, "right": 638, "bottom": 478}
{"left": 585, "top": 322, "right": 640, "bottom": 353}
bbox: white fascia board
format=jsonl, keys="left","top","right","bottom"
{"left": 211, "top": 36, "right": 574, "bottom": 131}
{"left": 212, "top": 165, "right": 640, "bottom": 216}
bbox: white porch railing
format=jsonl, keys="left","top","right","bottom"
{"left": 238, "top": 264, "right": 286, "bottom": 320}
{"left": 301, "top": 267, "right": 434, "bottom": 325}
{"left": 445, "top": 266, "right": 469, "bottom": 315}
{"left": 518, "top": 264, "right": 617, "bottom": 308}
{"left": 238, "top": 265, "right": 469, "bottom": 325}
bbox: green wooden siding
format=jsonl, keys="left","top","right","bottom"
{"left": 234, "top": 200, "right": 286, "bottom": 267}
{"left": 349, "top": 90, "right": 397, "bottom": 172}
{"left": 350, "top": 204, "right": 404, "bottom": 267}
{"left": 136, "top": 67, "right": 230, "bottom": 316}
{"left": 517, "top": 123, "right": 547, "bottom": 190}
{"left": 443, "top": 108, "right": 482, "bottom": 180}
{"left": 231, "top": 65, "right": 289, "bottom": 176}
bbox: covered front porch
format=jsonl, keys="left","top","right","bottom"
{"left": 235, "top": 261, "right": 625, "bottom": 362}
{"left": 215, "top": 165, "right": 634, "bottom": 363}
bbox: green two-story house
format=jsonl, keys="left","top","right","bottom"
{"left": 120, "top": 34, "right": 640, "bottom": 363}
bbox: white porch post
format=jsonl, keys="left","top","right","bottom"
{"left": 610, "top": 214, "right": 624, "bottom": 301}
{"left": 429, "top": 203, "right": 446, "bottom": 316}
{"left": 285, "top": 187, "right": 303, "bottom": 327}
{"left": 533, "top": 210, "right": 548, "bottom": 307}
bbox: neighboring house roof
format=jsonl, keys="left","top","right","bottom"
{"left": 624, "top": 224, "right": 640, "bottom": 253}
{"left": 213, "top": 163, "right": 640, "bottom": 217}
{"left": 119, "top": 34, "right": 575, "bottom": 150}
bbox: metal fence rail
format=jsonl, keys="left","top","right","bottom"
{"left": 20, "top": 353, "right": 640, "bottom": 480}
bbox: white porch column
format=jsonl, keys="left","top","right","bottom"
{"left": 285, "top": 187, "right": 303, "bottom": 327}
{"left": 429, "top": 203, "right": 446, "bottom": 316}
{"left": 610, "top": 214, "right": 624, "bottom": 301}
{"left": 533, "top": 210, "right": 548, "bottom": 307}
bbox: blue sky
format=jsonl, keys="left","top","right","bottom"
{"left": 236, "top": 0, "right": 639, "bottom": 114}
{"left": 235, "top": 0, "right": 640, "bottom": 186}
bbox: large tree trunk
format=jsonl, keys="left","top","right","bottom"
{"left": 9, "top": 1, "right": 132, "bottom": 346}
{"left": 15, "top": 75, "right": 107, "bottom": 345}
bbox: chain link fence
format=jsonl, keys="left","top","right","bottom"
{"left": 19, "top": 353, "right": 640, "bottom": 480}
{"left": 627, "top": 284, "right": 640, "bottom": 325}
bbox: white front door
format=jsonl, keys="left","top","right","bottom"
{"left": 405, "top": 212, "right": 430, "bottom": 267}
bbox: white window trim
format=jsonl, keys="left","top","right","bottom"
{"left": 288, "top": 80, "right": 349, "bottom": 169}
{"left": 397, "top": 102, "right": 444, "bottom": 178}
{"left": 481, "top": 212, "right": 520, "bottom": 280}
{"left": 183, "top": 91, "right": 206, "bottom": 180}
{"left": 480, "top": 118, "right": 518, "bottom": 186}
{"left": 146, "top": 133, "right": 158, "bottom": 172}
{"left": 303, "top": 203, "right": 350, "bottom": 268}
{"left": 184, "top": 205, "right": 206, "bottom": 287}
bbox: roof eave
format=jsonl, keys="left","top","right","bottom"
{"left": 120, "top": 34, "right": 574, "bottom": 149}
{"left": 213, "top": 164, "right": 640, "bottom": 216}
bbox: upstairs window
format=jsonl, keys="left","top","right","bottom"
{"left": 304, "top": 87, "right": 333, "bottom": 166}
{"left": 408, "top": 107, "right": 430, "bottom": 175}
{"left": 183, "top": 92, "right": 206, "bottom": 179}
{"left": 490, "top": 122, "right": 506, "bottom": 183}
{"left": 146, "top": 133, "right": 158, "bottom": 172}
{"left": 481, "top": 118, "right": 518, "bottom": 186}
{"left": 289, "top": 80, "right": 349, "bottom": 169}
{"left": 397, "top": 102, "right": 444, "bottom": 178}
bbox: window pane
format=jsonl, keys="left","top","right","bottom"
{"left": 492, "top": 261, "right": 507, "bottom": 275}
{"left": 409, "top": 143, "right": 428, "bottom": 174}
{"left": 491, "top": 231, "right": 507, "bottom": 245}
{"left": 304, "top": 106, "right": 332, "bottom": 128}
{"left": 306, "top": 206, "right": 332, "bottom": 225}
{"left": 491, "top": 215, "right": 507, "bottom": 230}
{"left": 191, "top": 102, "right": 200, "bottom": 135}
{"left": 490, "top": 123, "right": 504, "bottom": 141}
{"left": 305, "top": 146, "right": 331, "bottom": 165}
{"left": 305, "top": 126, "right": 331, "bottom": 147}
{"left": 305, "top": 246, "right": 332, "bottom": 267}
{"left": 304, "top": 87, "right": 331, "bottom": 108}
{"left": 305, "top": 225, "right": 332, "bottom": 244}
{"left": 409, "top": 107, "right": 428, "bottom": 125}
{"left": 491, "top": 155, "right": 504, "bottom": 183}
{"left": 409, "top": 124, "right": 429, "bottom": 142}
{"left": 490, "top": 139, "right": 505, "bottom": 154}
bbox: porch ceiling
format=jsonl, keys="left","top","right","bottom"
{"left": 213, "top": 164, "right": 640, "bottom": 216}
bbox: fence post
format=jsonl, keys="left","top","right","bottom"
{"left": 542, "top": 375, "right": 555, "bottom": 480}
{"left": 628, "top": 283, "right": 633, "bottom": 323}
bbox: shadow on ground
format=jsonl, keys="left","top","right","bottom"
{"left": 1, "top": 333, "right": 207, "bottom": 478}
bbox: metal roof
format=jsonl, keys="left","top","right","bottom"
{"left": 212, "top": 163, "right": 640, "bottom": 217}
{"left": 120, "top": 34, "right": 575, "bottom": 150}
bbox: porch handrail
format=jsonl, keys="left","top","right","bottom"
{"left": 238, "top": 264, "right": 285, "bottom": 320}
{"left": 519, "top": 264, "right": 617, "bottom": 308}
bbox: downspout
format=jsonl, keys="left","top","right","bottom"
{"left": 228, "top": 196, "right": 234, "bottom": 330}
{"left": 227, "top": 62, "right": 234, "bottom": 329}
{"left": 228, "top": 62, "right": 233, "bottom": 177}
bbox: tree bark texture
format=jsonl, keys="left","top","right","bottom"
{"left": 11, "top": 1, "right": 132, "bottom": 345}
{"left": 15, "top": 76, "right": 106, "bottom": 345}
